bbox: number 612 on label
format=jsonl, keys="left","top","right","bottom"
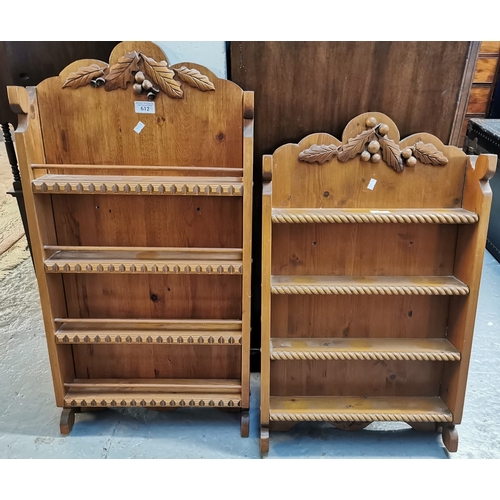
{"left": 134, "top": 102, "right": 155, "bottom": 114}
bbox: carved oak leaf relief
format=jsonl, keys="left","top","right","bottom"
{"left": 104, "top": 51, "right": 141, "bottom": 91}
{"left": 412, "top": 141, "right": 449, "bottom": 166}
{"left": 298, "top": 117, "right": 449, "bottom": 173}
{"left": 62, "top": 64, "right": 108, "bottom": 89}
{"left": 299, "top": 144, "right": 338, "bottom": 164}
{"left": 62, "top": 50, "right": 216, "bottom": 101}
{"left": 175, "top": 66, "right": 216, "bottom": 92}
{"left": 337, "top": 128, "right": 377, "bottom": 162}
{"left": 141, "top": 55, "right": 183, "bottom": 98}
{"left": 379, "top": 136, "right": 404, "bottom": 173}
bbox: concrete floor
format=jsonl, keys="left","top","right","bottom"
{"left": 1, "top": 252, "right": 499, "bottom": 459}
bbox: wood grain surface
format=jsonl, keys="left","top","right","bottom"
{"left": 9, "top": 42, "right": 253, "bottom": 421}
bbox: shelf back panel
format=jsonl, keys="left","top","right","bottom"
{"left": 36, "top": 44, "right": 243, "bottom": 169}
{"left": 51, "top": 195, "right": 242, "bottom": 248}
{"left": 272, "top": 224, "right": 458, "bottom": 276}
{"left": 270, "top": 113, "right": 468, "bottom": 210}
{"left": 271, "top": 294, "right": 450, "bottom": 339}
{"left": 73, "top": 345, "right": 241, "bottom": 380}
{"left": 270, "top": 359, "right": 443, "bottom": 397}
{"left": 63, "top": 274, "right": 242, "bottom": 320}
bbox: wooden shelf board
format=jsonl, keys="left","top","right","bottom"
{"left": 272, "top": 208, "right": 478, "bottom": 224}
{"left": 269, "top": 396, "right": 453, "bottom": 423}
{"left": 32, "top": 174, "right": 243, "bottom": 196}
{"left": 65, "top": 378, "right": 242, "bottom": 408}
{"left": 270, "top": 338, "right": 460, "bottom": 361}
{"left": 271, "top": 275, "right": 469, "bottom": 295}
{"left": 44, "top": 247, "right": 243, "bottom": 275}
{"left": 32, "top": 163, "right": 243, "bottom": 176}
{"left": 55, "top": 319, "right": 242, "bottom": 345}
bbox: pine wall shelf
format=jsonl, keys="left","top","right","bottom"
{"left": 9, "top": 41, "right": 253, "bottom": 436}
{"left": 260, "top": 112, "right": 496, "bottom": 454}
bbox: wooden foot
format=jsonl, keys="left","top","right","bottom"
{"left": 409, "top": 422, "right": 439, "bottom": 433}
{"left": 240, "top": 410, "right": 249, "bottom": 438}
{"left": 270, "top": 421, "right": 298, "bottom": 432}
{"left": 442, "top": 424, "right": 459, "bottom": 453}
{"left": 260, "top": 426, "right": 269, "bottom": 455}
{"left": 60, "top": 408, "right": 76, "bottom": 435}
{"left": 331, "top": 421, "right": 370, "bottom": 431}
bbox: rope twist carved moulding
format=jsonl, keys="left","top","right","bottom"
{"left": 270, "top": 284, "right": 470, "bottom": 296}
{"left": 270, "top": 351, "right": 461, "bottom": 361}
{"left": 271, "top": 212, "right": 478, "bottom": 224}
{"left": 269, "top": 412, "right": 454, "bottom": 423}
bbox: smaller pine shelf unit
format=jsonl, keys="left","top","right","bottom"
{"left": 9, "top": 41, "right": 253, "bottom": 437}
{"left": 260, "top": 112, "right": 496, "bottom": 454}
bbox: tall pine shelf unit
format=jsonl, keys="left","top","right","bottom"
{"left": 9, "top": 41, "right": 253, "bottom": 436}
{"left": 260, "top": 112, "right": 496, "bottom": 453}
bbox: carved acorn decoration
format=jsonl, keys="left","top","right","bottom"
{"left": 367, "top": 140, "right": 381, "bottom": 154}
{"left": 134, "top": 71, "right": 145, "bottom": 84}
{"left": 378, "top": 123, "right": 389, "bottom": 136}
{"left": 142, "top": 79, "right": 153, "bottom": 91}
{"left": 401, "top": 148, "right": 413, "bottom": 159}
{"left": 133, "top": 83, "right": 143, "bottom": 95}
{"left": 371, "top": 153, "right": 381, "bottom": 163}
{"left": 360, "top": 151, "right": 371, "bottom": 162}
{"left": 366, "top": 117, "right": 377, "bottom": 128}
{"left": 406, "top": 156, "right": 417, "bottom": 167}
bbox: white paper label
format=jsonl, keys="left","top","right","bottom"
{"left": 134, "top": 121, "right": 145, "bottom": 134}
{"left": 367, "top": 178, "right": 377, "bottom": 190}
{"left": 135, "top": 101, "right": 155, "bottom": 114}
{"left": 370, "top": 210, "right": 391, "bottom": 214}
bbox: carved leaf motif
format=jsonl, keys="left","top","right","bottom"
{"left": 104, "top": 52, "right": 140, "bottom": 91}
{"left": 62, "top": 64, "right": 108, "bottom": 89}
{"left": 412, "top": 141, "right": 449, "bottom": 166}
{"left": 299, "top": 144, "right": 338, "bottom": 164}
{"left": 337, "top": 129, "right": 377, "bottom": 162}
{"left": 175, "top": 66, "right": 215, "bottom": 91}
{"left": 380, "top": 136, "right": 404, "bottom": 173}
{"left": 141, "top": 55, "right": 183, "bottom": 98}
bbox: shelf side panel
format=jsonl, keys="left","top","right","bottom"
{"left": 442, "top": 154, "right": 497, "bottom": 423}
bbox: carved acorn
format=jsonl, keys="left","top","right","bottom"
{"left": 360, "top": 151, "right": 371, "bottom": 162}
{"left": 133, "top": 83, "right": 143, "bottom": 95}
{"left": 401, "top": 148, "right": 413, "bottom": 159}
{"left": 366, "top": 117, "right": 377, "bottom": 128}
{"left": 142, "top": 79, "right": 153, "bottom": 91}
{"left": 134, "top": 71, "right": 145, "bottom": 83}
{"left": 371, "top": 153, "right": 381, "bottom": 163}
{"left": 378, "top": 124, "right": 389, "bottom": 136}
{"left": 406, "top": 156, "right": 417, "bottom": 167}
{"left": 367, "top": 140, "right": 380, "bottom": 154}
